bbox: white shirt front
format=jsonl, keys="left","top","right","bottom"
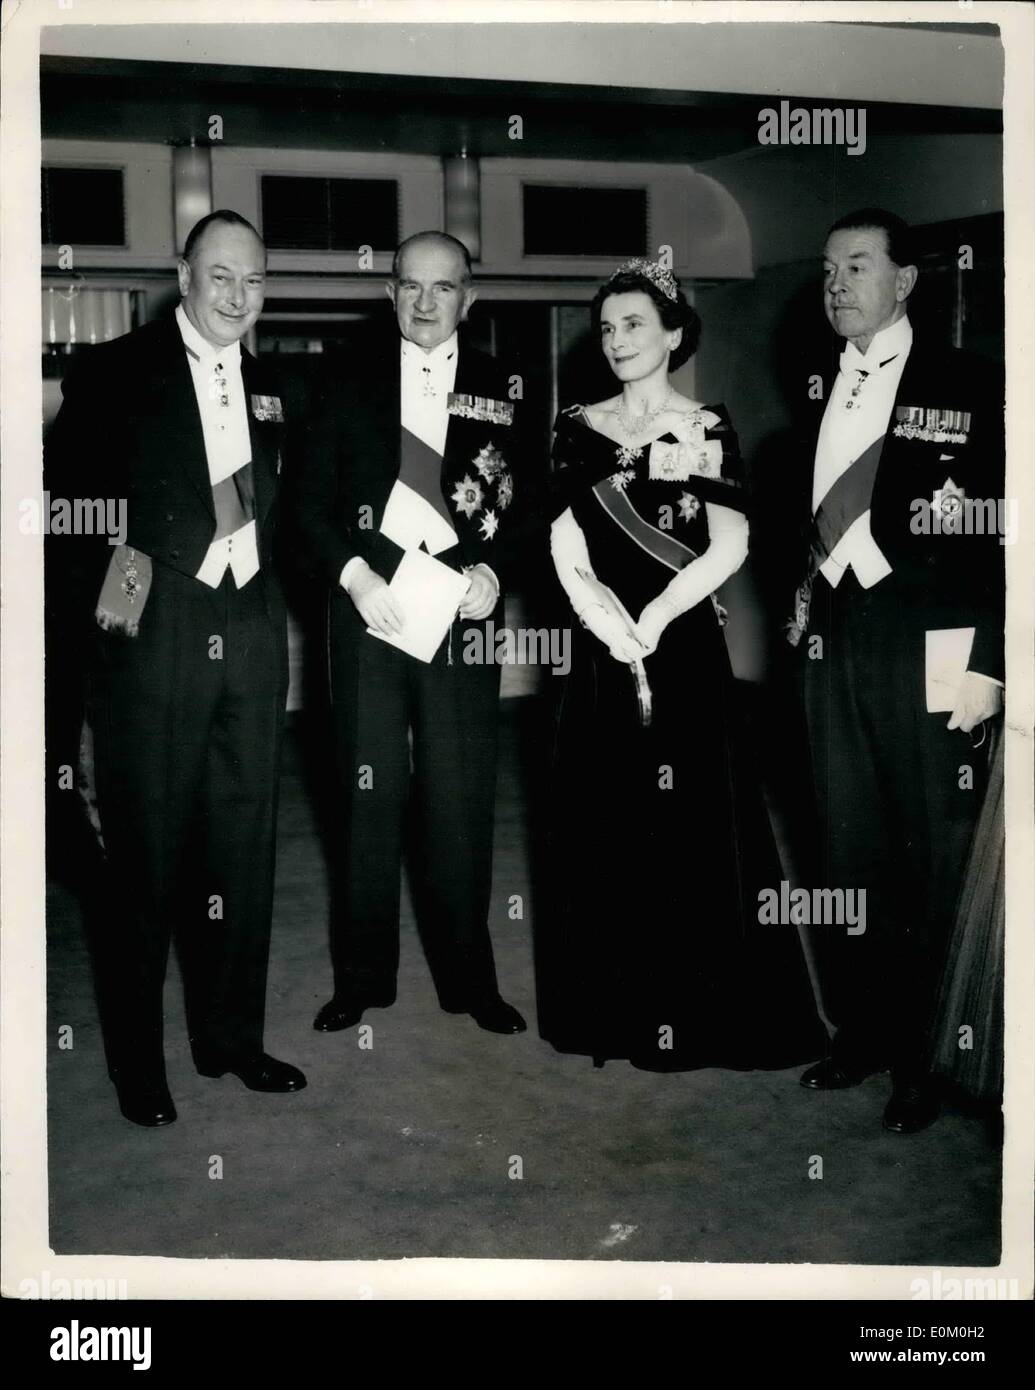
{"left": 175, "top": 304, "right": 259, "bottom": 588}
{"left": 340, "top": 332, "right": 460, "bottom": 591}
{"left": 339, "top": 331, "right": 498, "bottom": 599}
{"left": 812, "top": 314, "right": 912, "bottom": 588}
{"left": 400, "top": 332, "right": 458, "bottom": 458}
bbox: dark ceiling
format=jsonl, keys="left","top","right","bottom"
{"left": 41, "top": 57, "right": 1001, "bottom": 166}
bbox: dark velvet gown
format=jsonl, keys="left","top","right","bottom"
{"left": 535, "top": 405, "right": 826, "bottom": 1071}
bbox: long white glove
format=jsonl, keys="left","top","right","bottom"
{"left": 550, "top": 508, "right": 648, "bottom": 663}
{"left": 636, "top": 502, "right": 749, "bottom": 652}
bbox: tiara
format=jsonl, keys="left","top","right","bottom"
{"left": 609, "top": 257, "right": 679, "bottom": 302}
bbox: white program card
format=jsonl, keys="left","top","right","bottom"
{"left": 925, "top": 626, "right": 976, "bottom": 712}
{"left": 366, "top": 547, "right": 471, "bottom": 664}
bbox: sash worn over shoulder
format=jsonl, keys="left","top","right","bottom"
{"left": 398, "top": 424, "right": 455, "bottom": 531}
{"left": 377, "top": 425, "right": 460, "bottom": 557}
{"left": 788, "top": 435, "right": 884, "bottom": 646}
{"left": 591, "top": 480, "right": 728, "bottom": 625}
{"left": 592, "top": 478, "right": 698, "bottom": 573}
{"left": 811, "top": 435, "right": 884, "bottom": 574}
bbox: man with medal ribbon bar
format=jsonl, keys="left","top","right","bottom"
{"left": 786, "top": 209, "right": 1005, "bottom": 1134}
{"left": 44, "top": 210, "right": 305, "bottom": 1127}
{"left": 292, "top": 231, "right": 528, "bottom": 1039}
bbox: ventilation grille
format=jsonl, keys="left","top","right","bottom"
{"left": 42, "top": 167, "right": 126, "bottom": 247}
{"left": 522, "top": 184, "right": 648, "bottom": 257}
{"left": 261, "top": 175, "right": 399, "bottom": 252}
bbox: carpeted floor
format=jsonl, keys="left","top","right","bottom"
{"left": 46, "top": 701, "right": 1001, "bottom": 1266}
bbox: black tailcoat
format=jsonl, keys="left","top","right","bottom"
{"left": 291, "top": 334, "right": 524, "bottom": 1007}
{"left": 786, "top": 331, "right": 1004, "bottom": 1077}
{"left": 45, "top": 315, "right": 289, "bottom": 1085}
{"left": 787, "top": 336, "right": 1004, "bottom": 677}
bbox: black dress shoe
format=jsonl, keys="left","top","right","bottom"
{"left": 883, "top": 1082, "right": 940, "bottom": 1134}
{"left": 800, "top": 1056, "right": 881, "bottom": 1089}
{"left": 197, "top": 1053, "right": 307, "bottom": 1092}
{"left": 116, "top": 1083, "right": 177, "bottom": 1128}
{"left": 313, "top": 993, "right": 393, "bottom": 1032}
{"left": 468, "top": 998, "right": 527, "bottom": 1034}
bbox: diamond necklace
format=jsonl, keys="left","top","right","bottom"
{"left": 615, "top": 390, "right": 673, "bottom": 438}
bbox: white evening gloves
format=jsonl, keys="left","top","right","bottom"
{"left": 635, "top": 502, "right": 749, "bottom": 651}
{"left": 550, "top": 507, "right": 646, "bottom": 661}
{"left": 550, "top": 502, "right": 749, "bottom": 660}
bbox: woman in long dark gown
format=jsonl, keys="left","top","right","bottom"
{"left": 536, "top": 259, "right": 825, "bottom": 1071}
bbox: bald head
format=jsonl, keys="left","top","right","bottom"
{"left": 387, "top": 231, "right": 477, "bottom": 352}
{"left": 177, "top": 213, "right": 266, "bottom": 350}
{"left": 392, "top": 231, "right": 472, "bottom": 283}
{"left": 183, "top": 209, "right": 265, "bottom": 267}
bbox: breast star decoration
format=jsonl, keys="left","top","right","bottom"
{"left": 473, "top": 443, "right": 505, "bottom": 483}
{"left": 609, "top": 444, "right": 641, "bottom": 492}
{"left": 451, "top": 474, "right": 484, "bottom": 518}
{"left": 932, "top": 477, "right": 965, "bottom": 520}
{"left": 479, "top": 509, "right": 499, "bottom": 541}
{"left": 496, "top": 471, "right": 514, "bottom": 510}
{"left": 610, "top": 468, "right": 636, "bottom": 492}
{"left": 678, "top": 491, "right": 701, "bottom": 522}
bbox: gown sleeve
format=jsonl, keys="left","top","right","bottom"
{"left": 547, "top": 406, "right": 596, "bottom": 521}
{"left": 670, "top": 402, "right": 750, "bottom": 513}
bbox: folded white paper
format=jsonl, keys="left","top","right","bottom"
{"left": 379, "top": 479, "right": 458, "bottom": 556}
{"left": 366, "top": 547, "right": 470, "bottom": 663}
{"left": 925, "top": 627, "right": 975, "bottom": 713}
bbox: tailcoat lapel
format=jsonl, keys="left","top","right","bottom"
{"left": 241, "top": 350, "right": 282, "bottom": 526}
{"left": 144, "top": 320, "right": 215, "bottom": 520}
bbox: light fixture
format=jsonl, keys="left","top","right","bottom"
{"left": 443, "top": 149, "right": 481, "bottom": 262}
{"left": 172, "top": 140, "right": 214, "bottom": 255}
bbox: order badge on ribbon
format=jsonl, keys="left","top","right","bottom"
{"left": 648, "top": 439, "right": 692, "bottom": 481}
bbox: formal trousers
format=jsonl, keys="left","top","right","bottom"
{"left": 327, "top": 599, "right": 502, "bottom": 1010}
{"left": 802, "top": 571, "right": 986, "bottom": 1081}
{"left": 86, "top": 564, "right": 287, "bottom": 1088}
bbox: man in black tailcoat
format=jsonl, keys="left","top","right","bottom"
{"left": 789, "top": 209, "right": 1004, "bottom": 1132}
{"left": 293, "top": 231, "right": 526, "bottom": 1036}
{"left": 45, "top": 210, "right": 305, "bottom": 1126}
